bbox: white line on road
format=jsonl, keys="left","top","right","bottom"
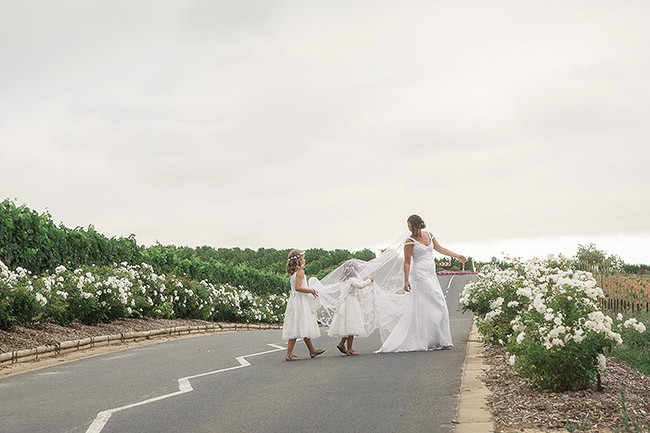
{"left": 85, "top": 343, "right": 285, "bottom": 433}
{"left": 444, "top": 275, "right": 455, "bottom": 297}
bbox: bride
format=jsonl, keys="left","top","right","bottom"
{"left": 312, "top": 214, "right": 467, "bottom": 353}
{"left": 375, "top": 214, "right": 467, "bottom": 353}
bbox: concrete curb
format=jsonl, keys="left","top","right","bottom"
{"left": 0, "top": 323, "right": 282, "bottom": 366}
{"left": 454, "top": 320, "right": 495, "bottom": 433}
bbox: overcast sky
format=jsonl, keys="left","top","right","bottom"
{"left": 2, "top": 1, "right": 649, "bottom": 263}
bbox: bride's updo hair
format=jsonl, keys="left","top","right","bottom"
{"left": 407, "top": 214, "right": 426, "bottom": 236}
{"left": 286, "top": 249, "right": 305, "bottom": 275}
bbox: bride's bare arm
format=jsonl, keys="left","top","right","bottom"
{"left": 432, "top": 237, "right": 467, "bottom": 263}
{"left": 404, "top": 242, "right": 413, "bottom": 291}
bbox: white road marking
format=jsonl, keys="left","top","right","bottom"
{"left": 444, "top": 275, "right": 455, "bottom": 297}
{"left": 85, "top": 343, "right": 285, "bottom": 433}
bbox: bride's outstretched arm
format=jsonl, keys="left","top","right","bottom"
{"left": 432, "top": 238, "right": 467, "bottom": 263}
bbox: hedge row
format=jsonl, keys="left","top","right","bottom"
{"left": 1, "top": 199, "right": 376, "bottom": 296}
{"left": 0, "top": 199, "right": 141, "bottom": 274}
{"left": 0, "top": 261, "right": 288, "bottom": 330}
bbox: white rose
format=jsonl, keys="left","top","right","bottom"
{"left": 551, "top": 338, "right": 564, "bottom": 347}
{"left": 35, "top": 293, "right": 48, "bottom": 306}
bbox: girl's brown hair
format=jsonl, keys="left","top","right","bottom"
{"left": 407, "top": 214, "right": 426, "bottom": 237}
{"left": 285, "top": 249, "right": 305, "bottom": 275}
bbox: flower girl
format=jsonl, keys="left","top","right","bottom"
{"left": 327, "top": 260, "right": 374, "bottom": 356}
{"left": 282, "top": 249, "right": 325, "bottom": 361}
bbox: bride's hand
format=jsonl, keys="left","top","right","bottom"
{"left": 457, "top": 255, "right": 468, "bottom": 264}
{"left": 311, "top": 289, "right": 319, "bottom": 298}
{"left": 403, "top": 282, "right": 411, "bottom": 292}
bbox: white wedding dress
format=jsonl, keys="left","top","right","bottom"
{"left": 375, "top": 232, "right": 453, "bottom": 352}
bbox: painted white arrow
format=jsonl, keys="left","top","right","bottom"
{"left": 86, "top": 343, "right": 285, "bottom": 433}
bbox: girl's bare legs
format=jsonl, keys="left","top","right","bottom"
{"left": 303, "top": 337, "right": 316, "bottom": 354}
{"left": 346, "top": 335, "right": 358, "bottom": 355}
{"left": 286, "top": 339, "right": 297, "bottom": 358}
{"left": 303, "top": 338, "right": 324, "bottom": 357}
{"left": 335, "top": 337, "right": 347, "bottom": 354}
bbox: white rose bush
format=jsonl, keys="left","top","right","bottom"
{"left": 460, "top": 255, "right": 647, "bottom": 392}
{"left": 0, "top": 260, "right": 287, "bottom": 330}
{"left": 459, "top": 265, "right": 527, "bottom": 345}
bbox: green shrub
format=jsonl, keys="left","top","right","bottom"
{"left": 459, "top": 265, "right": 528, "bottom": 345}
{"left": 460, "top": 255, "right": 647, "bottom": 392}
{"left": 0, "top": 199, "right": 141, "bottom": 274}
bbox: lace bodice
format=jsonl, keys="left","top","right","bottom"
{"left": 406, "top": 232, "right": 437, "bottom": 278}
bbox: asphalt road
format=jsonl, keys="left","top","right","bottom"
{"left": 0, "top": 274, "right": 475, "bottom": 433}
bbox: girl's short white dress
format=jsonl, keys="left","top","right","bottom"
{"left": 327, "top": 278, "right": 373, "bottom": 338}
{"left": 281, "top": 271, "right": 321, "bottom": 341}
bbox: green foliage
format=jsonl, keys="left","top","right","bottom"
{"left": 574, "top": 243, "right": 624, "bottom": 271}
{"left": 9, "top": 286, "right": 40, "bottom": 326}
{"left": 613, "top": 390, "right": 650, "bottom": 433}
{"left": 0, "top": 261, "right": 289, "bottom": 329}
{"left": 509, "top": 307, "right": 611, "bottom": 392}
{"left": 1, "top": 199, "right": 376, "bottom": 299}
{"left": 435, "top": 256, "right": 476, "bottom": 272}
{"left": 0, "top": 266, "right": 40, "bottom": 329}
{"left": 0, "top": 199, "right": 141, "bottom": 274}
{"left": 142, "top": 244, "right": 375, "bottom": 278}
{"left": 611, "top": 312, "right": 650, "bottom": 375}
{"left": 460, "top": 256, "right": 643, "bottom": 392}
{"left": 140, "top": 244, "right": 375, "bottom": 295}
{"left": 622, "top": 263, "right": 650, "bottom": 275}
{"left": 304, "top": 248, "right": 375, "bottom": 277}
{"left": 142, "top": 245, "right": 290, "bottom": 295}
{"left": 565, "top": 417, "right": 590, "bottom": 432}
{"left": 458, "top": 266, "right": 527, "bottom": 345}
{"left": 575, "top": 243, "right": 608, "bottom": 266}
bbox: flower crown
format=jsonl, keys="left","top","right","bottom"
{"left": 287, "top": 251, "right": 305, "bottom": 262}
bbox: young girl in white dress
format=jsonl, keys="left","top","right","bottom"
{"left": 282, "top": 249, "right": 325, "bottom": 361}
{"left": 328, "top": 260, "right": 375, "bottom": 356}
